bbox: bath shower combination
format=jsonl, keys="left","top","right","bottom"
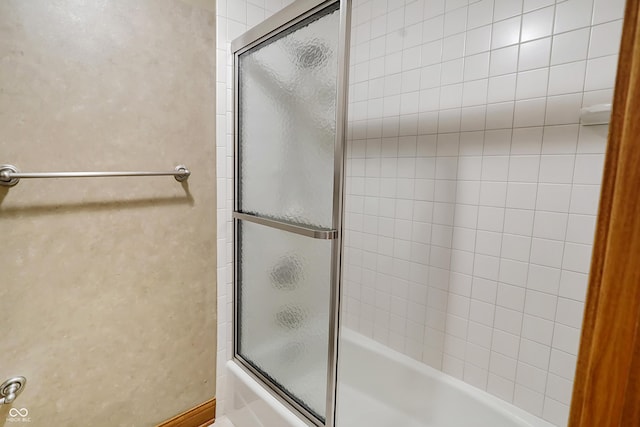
{"left": 220, "top": 0, "right": 619, "bottom": 426}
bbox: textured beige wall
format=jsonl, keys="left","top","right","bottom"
{"left": 0, "top": 1, "right": 217, "bottom": 426}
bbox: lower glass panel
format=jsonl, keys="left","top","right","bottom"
{"left": 237, "top": 219, "right": 331, "bottom": 420}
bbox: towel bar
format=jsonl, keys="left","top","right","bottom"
{"left": 0, "top": 164, "right": 190, "bottom": 187}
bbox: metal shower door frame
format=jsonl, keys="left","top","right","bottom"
{"left": 231, "top": 1, "right": 351, "bottom": 426}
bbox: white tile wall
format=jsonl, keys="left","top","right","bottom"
{"left": 342, "top": 0, "right": 623, "bottom": 425}
{"left": 215, "top": 0, "right": 293, "bottom": 416}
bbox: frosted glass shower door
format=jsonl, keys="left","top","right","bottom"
{"left": 232, "top": 1, "right": 349, "bottom": 425}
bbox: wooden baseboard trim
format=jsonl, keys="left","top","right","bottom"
{"left": 156, "top": 397, "right": 216, "bottom": 427}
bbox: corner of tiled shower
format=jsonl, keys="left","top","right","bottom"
{"left": 215, "top": 0, "right": 295, "bottom": 418}
{"left": 216, "top": 0, "right": 625, "bottom": 425}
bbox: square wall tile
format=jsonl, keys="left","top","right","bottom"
{"left": 492, "top": 0, "right": 522, "bottom": 21}
{"left": 516, "top": 361, "right": 548, "bottom": 393}
{"left": 548, "top": 61, "right": 587, "bottom": 95}
{"left": 554, "top": 0, "right": 593, "bottom": 34}
{"left": 514, "top": 98, "right": 546, "bottom": 127}
{"left": 521, "top": 6, "right": 554, "bottom": 42}
{"left": 592, "top": 0, "right": 625, "bottom": 24}
{"left": 545, "top": 94, "right": 583, "bottom": 125}
{"left": 551, "top": 28, "right": 590, "bottom": 65}
{"left": 589, "top": 20, "right": 623, "bottom": 59}
{"left": 490, "top": 45, "right": 520, "bottom": 76}
{"left": 467, "top": 25, "right": 493, "bottom": 55}
{"left": 492, "top": 16, "right": 522, "bottom": 50}
{"left": 518, "top": 37, "right": 551, "bottom": 71}
{"left": 516, "top": 68, "right": 550, "bottom": 100}
{"left": 468, "top": 0, "right": 495, "bottom": 29}
{"left": 488, "top": 74, "right": 517, "bottom": 103}
{"left": 585, "top": 55, "right": 618, "bottom": 91}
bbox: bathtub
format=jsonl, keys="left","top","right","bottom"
{"left": 226, "top": 329, "right": 555, "bottom": 427}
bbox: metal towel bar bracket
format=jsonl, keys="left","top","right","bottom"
{"left": 0, "top": 164, "right": 190, "bottom": 187}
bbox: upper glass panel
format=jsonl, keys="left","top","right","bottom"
{"left": 238, "top": 6, "right": 340, "bottom": 229}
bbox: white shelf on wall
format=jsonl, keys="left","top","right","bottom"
{"left": 580, "top": 103, "right": 612, "bottom": 125}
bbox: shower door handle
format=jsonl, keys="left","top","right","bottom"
{"left": 233, "top": 212, "right": 337, "bottom": 240}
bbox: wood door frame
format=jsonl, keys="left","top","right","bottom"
{"left": 569, "top": 0, "right": 640, "bottom": 425}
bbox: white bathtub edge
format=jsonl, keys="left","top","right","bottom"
{"left": 340, "top": 328, "right": 556, "bottom": 427}
{"left": 226, "top": 360, "right": 312, "bottom": 427}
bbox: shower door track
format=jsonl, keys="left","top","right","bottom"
{"left": 231, "top": 1, "right": 352, "bottom": 426}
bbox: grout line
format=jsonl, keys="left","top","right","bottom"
{"left": 540, "top": 14, "right": 593, "bottom": 411}
{"left": 511, "top": 0, "right": 561, "bottom": 416}
{"left": 450, "top": 0, "right": 488, "bottom": 385}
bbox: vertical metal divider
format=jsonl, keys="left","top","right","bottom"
{"left": 325, "top": 1, "right": 352, "bottom": 426}
{"left": 233, "top": 34, "right": 240, "bottom": 362}
{"left": 231, "top": 1, "right": 350, "bottom": 426}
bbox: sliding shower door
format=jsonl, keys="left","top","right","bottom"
{"left": 232, "top": 1, "right": 350, "bottom": 425}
